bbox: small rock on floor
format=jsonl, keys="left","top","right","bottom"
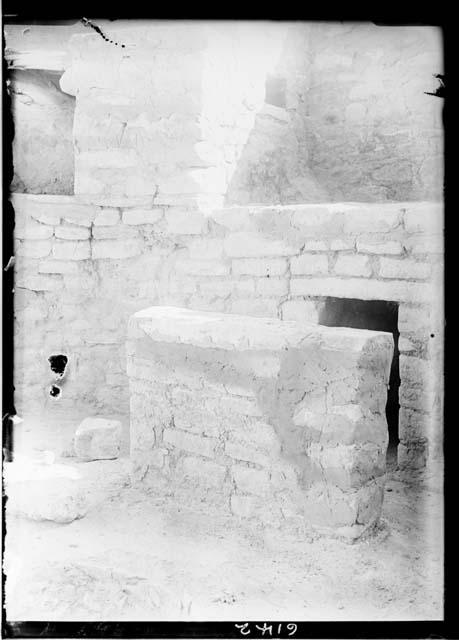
{"left": 74, "top": 417, "right": 122, "bottom": 461}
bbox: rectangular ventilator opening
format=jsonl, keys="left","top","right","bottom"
{"left": 318, "top": 297, "right": 400, "bottom": 466}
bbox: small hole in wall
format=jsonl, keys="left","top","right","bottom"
{"left": 49, "top": 385, "right": 61, "bottom": 398}
{"left": 430, "top": 333, "right": 435, "bottom": 338}
{"left": 48, "top": 354, "right": 68, "bottom": 377}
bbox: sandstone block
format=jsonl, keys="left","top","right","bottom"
{"left": 301, "top": 240, "right": 329, "bottom": 251}
{"left": 186, "top": 238, "right": 224, "bottom": 260}
{"left": 232, "top": 279, "right": 256, "bottom": 295}
{"left": 29, "top": 208, "right": 61, "bottom": 226}
{"left": 397, "top": 440, "right": 428, "bottom": 471}
{"left": 399, "top": 355, "right": 430, "bottom": 387}
{"left": 15, "top": 221, "right": 53, "bottom": 240}
{"left": 6, "top": 471, "right": 89, "bottom": 524}
{"left": 334, "top": 254, "right": 371, "bottom": 277}
{"left": 399, "top": 407, "right": 433, "bottom": 442}
{"left": 16, "top": 240, "right": 52, "bottom": 258}
{"left": 281, "top": 299, "right": 319, "bottom": 323}
{"left": 398, "top": 304, "right": 431, "bottom": 331}
{"left": 92, "top": 225, "right": 139, "bottom": 240}
{"left": 52, "top": 241, "right": 91, "bottom": 260}
{"left": 404, "top": 234, "right": 444, "bottom": 255}
{"left": 403, "top": 203, "right": 443, "bottom": 234}
{"left": 290, "top": 206, "right": 342, "bottom": 233}
{"left": 306, "top": 442, "right": 386, "bottom": 489}
{"left": 122, "top": 209, "right": 163, "bottom": 225}
{"left": 379, "top": 257, "right": 431, "bottom": 280}
{"left": 164, "top": 209, "right": 208, "bottom": 234}
{"left": 399, "top": 385, "right": 437, "bottom": 413}
{"left": 176, "top": 456, "right": 226, "bottom": 488}
{"left": 224, "top": 441, "right": 270, "bottom": 467}
{"left": 231, "top": 465, "right": 270, "bottom": 496}
{"left": 93, "top": 208, "right": 120, "bottom": 226}
{"left": 163, "top": 428, "right": 218, "bottom": 458}
{"left": 92, "top": 240, "right": 143, "bottom": 259}
{"left": 55, "top": 226, "right": 91, "bottom": 240}
{"left": 128, "top": 306, "right": 393, "bottom": 537}
{"left": 232, "top": 257, "right": 288, "bottom": 277}
{"left": 256, "top": 277, "right": 289, "bottom": 297}
{"left": 398, "top": 336, "right": 418, "bottom": 353}
{"left": 210, "top": 207, "right": 255, "bottom": 231}
{"left": 199, "top": 279, "right": 233, "bottom": 297}
{"left": 16, "top": 274, "right": 62, "bottom": 292}
{"left": 291, "top": 253, "right": 328, "bottom": 276}
{"left": 74, "top": 418, "right": 122, "bottom": 461}
{"left": 303, "top": 479, "right": 384, "bottom": 528}
{"left": 230, "top": 493, "right": 262, "bottom": 518}
{"left": 224, "top": 232, "right": 297, "bottom": 258}
{"left": 207, "top": 395, "right": 263, "bottom": 418}
{"left": 342, "top": 205, "right": 402, "bottom": 233}
{"left": 290, "top": 276, "right": 431, "bottom": 304}
{"left": 356, "top": 239, "right": 403, "bottom": 255}
{"left": 175, "top": 258, "right": 230, "bottom": 276}
{"left": 60, "top": 204, "right": 96, "bottom": 227}
{"left": 229, "top": 297, "right": 279, "bottom": 317}
{"left": 330, "top": 238, "right": 355, "bottom": 251}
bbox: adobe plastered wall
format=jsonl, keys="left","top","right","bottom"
{"left": 298, "top": 23, "right": 444, "bottom": 202}
{"left": 9, "top": 69, "right": 75, "bottom": 195}
{"left": 5, "top": 22, "right": 443, "bottom": 206}
{"left": 226, "top": 23, "right": 443, "bottom": 204}
{"left": 127, "top": 307, "right": 393, "bottom": 539}
{"left": 13, "top": 195, "right": 443, "bottom": 475}
{"left": 58, "top": 21, "right": 287, "bottom": 208}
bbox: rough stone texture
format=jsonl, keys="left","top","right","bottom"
{"left": 12, "top": 194, "right": 443, "bottom": 474}
{"left": 7, "top": 20, "right": 443, "bottom": 479}
{"left": 74, "top": 418, "right": 122, "bottom": 460}
{"left": 4, "top": 460, "right": 89, "bottom": 523}
{"left": 127, "top": 306, "right": 393, "bottom": 538}
{"left": 9, "top": 69, "right": 75, "bottom": 195}
{"left": 6, "top": 22, "right": 442, "bottom": 205}
{"left": 297, "top": 24, "right": 443, "bottom": 203}
{"left": 55, "top": 22, "right": 286, "bottom": 206}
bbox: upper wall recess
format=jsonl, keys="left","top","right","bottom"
{"left": 9, "top": 69, "right": 75, "bottom": 195}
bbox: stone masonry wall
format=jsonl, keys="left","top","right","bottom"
{"left": 9, "top": 69, "right": 75, "bottom": 195}
{"left": 13, "top": 195, "right": 443, "bottom": 476}
{"left": 127, "top": 306, "right": 394, "bottom": 539}
{"left": 226, "top": 23, "right": 443, "bottom": 204}
{"left": 6, "top": 22, "right": 442, "bottom": 206}
{"left": 59, "top": 22, "right": 287, "bottom": 208}
{"left": 301, "top": 24, "right": 443, "bottom": 202}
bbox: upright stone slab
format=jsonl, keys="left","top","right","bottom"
{"left": 127, "top": 306, "right": 394, "bottom": 539}
{"left": 74, "top": 417, "right": 122, "bottom": 460}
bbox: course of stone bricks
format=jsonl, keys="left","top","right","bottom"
{"left": 3, "top": 19, "right": 444, "bottom": 622}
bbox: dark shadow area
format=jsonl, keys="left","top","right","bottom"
{"left": 48, "top": 354, "right": 68, "bottom": 377}
{"left": 318, "top": 297, "right": 400, "bottom": 463}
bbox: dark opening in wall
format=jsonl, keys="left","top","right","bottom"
{"left": 48, "top": 354, "right": 68, "bottom": 378}
{"left": 49, "top": 385, "right": 61, "bottom": 398}
{"left": 318, "top": 297, "right": 400, "bottom": 464}
{"left": 265, "top": 74, "right": 287, "bottom": 108}
{"left": 9, "top": 69, "right": 75, "bottom": 194}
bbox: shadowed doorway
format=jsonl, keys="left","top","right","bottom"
{"left": 318, "top": 297, "right": 400, "bottom": 466}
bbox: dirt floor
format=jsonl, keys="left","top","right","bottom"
{"left": 3, "top": 410, "right": 443, "bottom": 621}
